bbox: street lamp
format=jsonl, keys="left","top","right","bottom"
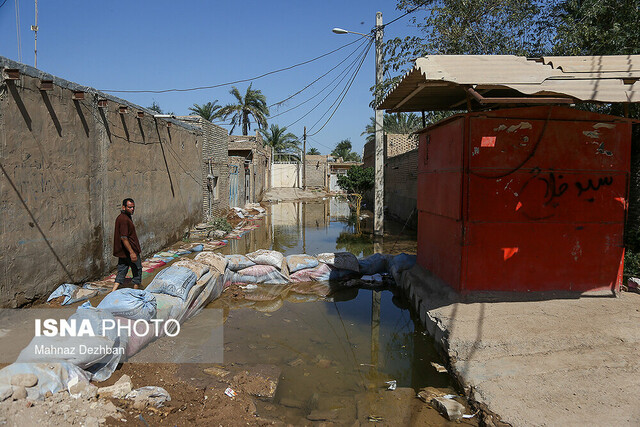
{"left": 333, "top": 12, "right": 384, "bottom": 238}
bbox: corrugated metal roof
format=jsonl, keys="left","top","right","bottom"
{"left": 378, "top": 55, "right": 640, "bottom": 111}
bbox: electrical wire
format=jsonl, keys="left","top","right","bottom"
{"left": 267, "top": 38, "right": 372, "bottom": 122}
{"left": 101, "top": 37, "right": 365, "bottom": 94}
{"left": 307, "top": 38, "right": 373, "bottom": 136}
{"left": 269, "top": 36, "right": 369, "bottom": 109}
{"left": 382, "top": 0, "right": 432, "bottom": 28}
{"left": 0, "top": 0, "right": 9, "bottom": 9}
{"left": 285, "top": 38, "right": 372, "bottom": 130}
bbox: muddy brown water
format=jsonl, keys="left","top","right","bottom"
{"left": 13, "top": 198, "right": 475, "bottom": 425}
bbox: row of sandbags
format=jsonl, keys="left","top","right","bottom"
{"left": 220, "top": 249, "right": 416, "bottom": 287}
{"left": 0, "top": 252, "right": 228, "bottom": 401}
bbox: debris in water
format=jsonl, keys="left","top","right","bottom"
{"left": 224, "top": 387, "right": 237, "bottom": 398}
{"left": 385, "top": 380, "right": 397, "bottom": 391}
{"left": 368, "top": 415, "right": 384, "bottom": 422}
{"left": 431, "top": 362, "right": 448, "bottom": 373}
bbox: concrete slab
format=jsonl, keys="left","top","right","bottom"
{"left": 404, "top": 265, "right": 640, "bottom": 426}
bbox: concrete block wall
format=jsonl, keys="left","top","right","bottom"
{"left": 0, "top": 57, "right": 203, "bottom": 307}
{"left": 305, "top": 155, "right": 327, "bottom": 189}
{"left": 177, "top": 116, "right": 229, "bottom": 219}
{"left": 385, "top": 149, "right": 418, "bottom": 228}
{"left": 386, "top": 133, "right": 418, "bottom": 158}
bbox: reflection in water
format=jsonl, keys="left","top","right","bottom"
{"left": 196, "top": 199, "right": 462, "bottom": 424}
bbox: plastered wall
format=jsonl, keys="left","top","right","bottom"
{"left": 0, "top": 58, "right": 203, "bottom": 307}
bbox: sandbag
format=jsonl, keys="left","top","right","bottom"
{"left": 317, "top": 252, "right": 360, "bottom": 272}
{"left": 358, "top": 253, "right": 393, "bottom": 275}
{"left": 97, "top": 288, "right": 157, "bottom": 321}
{"left": 146, "top": 266, "right": 197, "bottom": 301}
{"left": 389, "top": 253, "right": 417, "bottom": 272}
{"left": 117, "top": 316, "right": 157, "bottom": 358}
{"left": 183, "top": 272, "right": 224, "bottom": 321}
{"left": 47, "top": 284, "right": 98, "bottom": 306}
{"left": 231, "top": 264, "right": 289, "bottom": 285}
{"left": 172, "top": 259, "right": 209, "bottom": 279}
{"left": 290, "top": 263, "right": 333, "bottom": 282}
{"left": 17, "top": 305, "right": 128, "bottom": 382}
{"left": 195, "top": 251, "right": 229, "bottom": 274}
{"left": 0, "top": 362, "right": 90, "bottom": 401}
{"left": 286, "top": 254, "right": 319, "bottom": 273}
{"left": 246, "top": 249, "right": 285, "bottom": 270}
{"left": 225, "top": 254, "right": 256, "bottom": 271}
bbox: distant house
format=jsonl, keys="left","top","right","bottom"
{"left": 304, "top": 154, "right": 328, "bottom": 190}
{"left": 328, "top": 158, "right": 363, "bottom": 193}
{"left": 228, "top": 132, "right": 271, "bottom": 206}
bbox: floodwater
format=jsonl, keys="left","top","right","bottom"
{"left": 187, "top": 198, "right": 473, "bottom": 424}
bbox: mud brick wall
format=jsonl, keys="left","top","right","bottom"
{"left": 385, "top": 149, "right": 418, "bottom": 228}
{"left": 0, "top": 57, "right": 203, "bottom": 307}
{"left": 177, "top": 117, "right": 229, "bottom": 219}
{"left": 305, "top": 155, "right": 327, "bottom": 189}
{"left": 386, "top": 133, "right": 418, "bottom": 157}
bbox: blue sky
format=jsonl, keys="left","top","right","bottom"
{"left": 0, "top": 0, "right": 419, "bottom": 156}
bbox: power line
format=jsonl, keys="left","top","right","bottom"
{"left": 269, "top": 36, "right": 370, "bottom": 109}
{"left": 0, "top": 0, "right": 9, "bottom": 9}
{"left": 101, "top": 37, "right": 365, "bottom": 94}
{"left": 308, "top": 39, "right": 373, "bottom": 137}
{"left": 383, "top": 0, "right": 431, "bottom": 28}
{"left": 285, "top": 39, "right": 372, "bottom": 129}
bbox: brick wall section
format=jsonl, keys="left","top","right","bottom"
{"left": 386, "top": 133, "right": 419, "bottom": 157}
{"left": 177, "top": 116, "right": 229, "bottom": 219}
{"left": 305, "top": 155, "right": 327, "bottom": 189}
{"left": 363, "top": 140, "right": 374, "bottom": 169}
{"left": 385, "top": 149, "right": 418, "bottom": 228}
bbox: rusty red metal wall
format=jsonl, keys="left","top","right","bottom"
{"left": 417, "top": 106, "right": 631, "bottom": 293}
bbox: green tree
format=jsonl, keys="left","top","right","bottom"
{"left": 260, "top": 124, "right": 300, "bottom": 155}
{"left": 362, "top": 112, "right": 424, "bottom": 144}
{"left": 307, "top": 147, "right": 321, "bottom": 155}
{"left": 148, "top": 101, "right": 163, "bottom": 114}
{"left": 337, "top": 166, "right": 374, "bottom": 194}
{"left": 217, "top": 84, "right": 269, "bottom": 135}
{"left": 188, "top": 101, "right": 221, "bottom": 122}
{"left": 331, "top": 139, "right": 361, "bottom": 162}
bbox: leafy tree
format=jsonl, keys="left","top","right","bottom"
{"left": 362, "top": 112, "right": 424, "bottom": 144}
{"left": 217, "top": 84, "right": 269, "bottom": 135}
{"left": 331, "top": 139, "right": 361, "bottom": 162}
{"left": 337, "top": 166, "right": 374, "bottom": 194}
{"left": 148, "top": 101, "right": 163, "bottom": 114}
{"left": 260, "top": 124, "right": 300, "bottom": 154}
{"left": 307, "top": 147, "right": 321, "bottom": 155}
{"left": 188, "top": 101, "right": 221, "bottom": 122}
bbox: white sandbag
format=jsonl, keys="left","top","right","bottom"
{"left": 231, "top": 265, "right": 289, "bottom": 285}
{"left": 97, "top": 288, "right": 157, "bottom": 320}
{"left": 225, "top": 254, "right": 256, "bottom": 271}
{"left": 286, "top": 254, "right": 319, "bottom": 273}
{"left": 146, "top": 266, "right": 197, "bottom": 301}
{"left": 0, "top": 362, "right": 90, "bottom": 401}
{"left": 246, "top": 249, "right": 285, "bottom": 270}
{"left": 195, "top": 251, "right": 228, "bottom": 274}
{"left": 172, "top": 259, "right": 209, "bottom": 279}
{"left": 317, "top": 252, "right": 360, "bottom": 272}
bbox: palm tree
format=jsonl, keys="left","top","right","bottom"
{"left": 217, "top": 84, "right": 269, "bottom": 135}
{"left": 307, "top": 148, "right": 321, "bottom": 155}
{"left": 361, "top": 112, "right": 422, "bottom": 144}
{"left": 188, "top": 101, "right": 221, "bottom": 122}
{"left": 260, "top": 124, "right": 300, "bottom": 155}
{"left": 331, "top": 139, "right": 361, "bottom": 162}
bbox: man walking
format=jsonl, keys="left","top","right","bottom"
{"left": 112, "top": 198, "right": 142, "bottom": 292}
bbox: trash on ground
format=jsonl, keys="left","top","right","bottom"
{"left": 431, "top": 362, "right": 448, "bottom": 373}
{"left": 385, "top": 380, "right": 397, "bottom": 391}
{"left": 224, "top": 387, "right": 237, "bottom": 398}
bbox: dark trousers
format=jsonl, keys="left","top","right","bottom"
{"left": 115, "top": 255, "right": 142, "bottom": 285}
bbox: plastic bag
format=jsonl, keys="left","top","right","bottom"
{"left": 146, "top": 266, "right": 197, "bottom": 301}
{"left": 47, "top": 284, "right": 98, "bottom": 306}
{"left": 225, "top": 254, "right": 256, "bottom": 271}
{"left": 317, "top": 252, "right": 360, "bottom": 272}
{"left": 0, "top": 362, "right": 90, "bottom": 401}
{"left": 286, "top": 254, "right": 319, "bottom": 273}
{"left": 97, "top": 288, "right": 157, "bottom": 321}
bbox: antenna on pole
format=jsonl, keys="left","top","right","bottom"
{"left": 31, "top": 0, "right": 38, "bottom": 68}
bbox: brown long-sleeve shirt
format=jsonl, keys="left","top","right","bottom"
{"left": 113, "top": 212, "right": 141, "bottom": 257}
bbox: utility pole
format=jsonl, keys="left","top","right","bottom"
{"left": 31, "top": 0, "right": 38, "bottom": 68}
{"left": 303, "top": 126, "right": 307, "bottom": 190}
{"left": 374, "top": 11, "right": 384, "bottom": 237}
